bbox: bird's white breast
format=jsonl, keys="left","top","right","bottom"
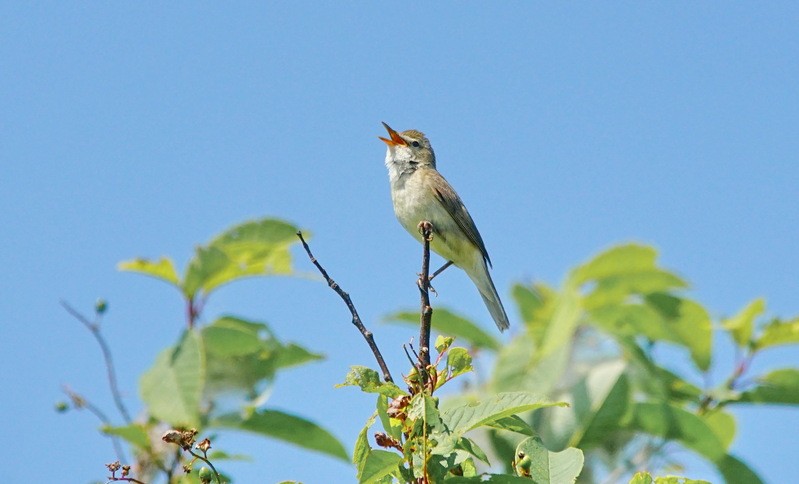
{"left": 387, "top": 162, "right": 477, "bottom": 267}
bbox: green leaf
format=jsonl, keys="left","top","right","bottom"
{"left": 583, "top": 268, "right": 688, "bottom": 310}
{"left": 359, "top": 450, "right": 402, "bottom": 484}
{"left": 656, "top": 478, "right": 710, "bottom": 484}
{"left": 457, "top": 457, "right": 479, "bottom": 477}
{"left": 337, "top": 366, "right": 407, "bottom": 398}
{"left": 715, "top": 453, "right": 765, "bottom": 484}
{"left": 202, "top": 316, "right": 266, "bottom": 357}
{"left": 182, "top": 245, "right": 232, "bottom": 297}
{"left": 139, "top": 329, "right": 204, "bottom": 427}
{"left": 536, "top": 359, "right": 629, "bottom": 450}
{"left": 210, "top": 217, "right": 300, "bottom": 246}
{"left": 483, "top": 414, "right": 535, "bottom": 436}
{"left": 354, "top": 414, "right": 377, "bottom": 478}
{"left": 447, "top": 347, "right": 473, "bottom": 379}
{"left": 753, "top": 317, "right": 799, "bottom": 351}
{"left": 447, "top": 475, "right": 536, "bottom": 483}
{"left": 118, "top": 256, "right": 180, "bottom": 286}
{"left": 591, "top": 303, "right": 672, "bottom": 341}
{"left": 722, "top": 298, "right": 765, "bottom": 347}
{"left": 512, "top": 283, "right": 547, "bottom": 322}
{"left": 629, "top": 473, "right": 654, "bottom": 484}
{"left": 205, "top": 450, "right": 252, "bottom": 461}
{"left": 628, "top": 473, "right": 711, "bottom": 484}
{"left": 591, "top": 293, "right": 712, "bottom": 371}
{"left": 213, "top": 409, "right": 348, "bottom": 462}
{"left": 435, "top": 335, "right": 454, "bottom": 353}
{"left": 702, "top": 410, "right": 735, "bottom": 451}
{"left": 491, "top": 331, "right": 571, "bottom": 396}
{"left": 623, "top": 341, "right": 703, "bottom": 403}
{"left": 645, "top": 294, "right": 713, "bottom": 371}
{"left": 575, "top": 244, "right": 688, "bottom": 312}
{"left": 442, "top": 392, "right": 567, "bottom": 436}
{"left": 202, "top": 316, "right": 321, "bottom": 398}
{"left": 101, "top": 424, "right": 150, "bottom": 449}
{"left": 376, "top": 394, "right": 403, "bottom": 441}
{"left": 456, "top": 437, "right": 490, "bottom": 465}
{"left": 274, "top": 342, "right": 324, "bottom": 370}
{"left": 534, "top": 284, "right": 582, "bottom": 363}
{"left": 384, "top": 308, "right": 500, "bottom": 351}
{"left": 406, "top": 394, "right": 458, "bottom": 463}
{"left": 571, "top": 360, "right": 631, "bottom": 448}
{"left": 628, "top": 402, "right": 725, "bottom": 461}
{"left": 513, "top": 436, "right": 584, "bottom": 483}
{"left": 183, "top": 218, "right": 301, "bottom": 297}
{"left": 572, "top": 244, "right": 659, "bottom": 285}
{"left": 738, "top": 368, "right": 799, "bottom": 404}
{"left": 408, "top": 392, "right": 444, "bottom": 430}
{"left": 512, "top": 283, "right": 557, "bottom": 344}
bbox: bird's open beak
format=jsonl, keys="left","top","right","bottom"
{"left": 379, "top": 122, "right": 407, "bottom": 146}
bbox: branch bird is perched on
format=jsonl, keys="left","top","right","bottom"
{"left": 379, "top": 122, "right": 510, "bottom": 331}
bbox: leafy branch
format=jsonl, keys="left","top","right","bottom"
{"left": 59, "top": 219, "right": 348, "bottom": 484}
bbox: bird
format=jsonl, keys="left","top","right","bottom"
{"left": 379, "top": 122, "right": 510, "bottom": 332}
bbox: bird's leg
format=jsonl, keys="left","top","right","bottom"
{"left": 418, "top": 261, "right": 453, "bottom": 296}
{"left": 416, "top": 273, "right": 439, "bottom": 296}
{"left": 429, "top": 261, "right": 453, "bottom": 283}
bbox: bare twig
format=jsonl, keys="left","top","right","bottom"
{"left": 61, "top": 300, "right": 132, "bottom": 424}
{"left": 297, "top": 232, "right": 394, "bottom": 383}
{"left": 107, "top": 477, "right": 146, "bottom": 484}
{"left": 64, "top": 386, "right": 128, "bottom": 463}
{"left": 417, "top": 221, "right": 434, "bottom": 369}
{"left": 105, "top": 461, "right": 146, "bottom": 484}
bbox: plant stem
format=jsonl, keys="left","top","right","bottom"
{"left": 63, "top": 386, "right": 128, "bottom": 463}
{"left": 61, "top": 301, "right": 132, "bottom": 424}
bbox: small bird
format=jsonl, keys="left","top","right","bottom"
{"left": 379, "top": 122, "right": 510, "bottom": 331}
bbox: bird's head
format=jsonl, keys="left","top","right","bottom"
{"left": 380, "top": 122, "right": 436, "bottom": 170}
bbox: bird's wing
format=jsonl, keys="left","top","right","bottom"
{"left": 428, "top": 171, "right": 492, "bottom": 267}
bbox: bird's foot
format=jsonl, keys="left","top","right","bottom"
{"left": 417, "top": 221, "right": 434, "bottom": 241}
{"left": 416, "top": 274, "right": 439, "bottom": 296}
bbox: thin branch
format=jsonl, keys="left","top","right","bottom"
{"left": 63, "top": 386, "right": 128, "bottom": 463}
{"left": 105, "top": 461, "right": 146, "bottom": 484}
{"left": 106, "top": 476, "right": 146, "bottom": 484}
{"left": 297, "top": 232, "right": 394, "bottom": 383}
{"left": 402, "top": 344, "right": 418, "bottom": 368}
{"left": 61, "top": 300, "right": 132, "bottom": 424}
{"left": 417, "top": 221, "right": 434, "bottom": 370}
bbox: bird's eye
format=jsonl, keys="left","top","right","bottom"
{"left": 411, "top": 141, "right": 420, "bottom": 148}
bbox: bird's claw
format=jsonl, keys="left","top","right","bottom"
{"left": 417, "top": 221, "right": 434, "bottom": 241}
{"left": 416, "top": 274, "right": 438, "bottom": 296}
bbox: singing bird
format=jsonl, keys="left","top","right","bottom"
{"left": 380, "top": 122, "right": 510, "bottom": 331}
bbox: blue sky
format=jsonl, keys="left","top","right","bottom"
{"left": 2, "top": 3, "right": 798, "bottom": 483}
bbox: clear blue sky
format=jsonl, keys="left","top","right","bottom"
{"left": 2, "top": 3, "right": 797, "bottom": 483}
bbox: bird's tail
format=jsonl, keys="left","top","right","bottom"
{"left": 466, "top": 260, "right": 510, "bottom": 332}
